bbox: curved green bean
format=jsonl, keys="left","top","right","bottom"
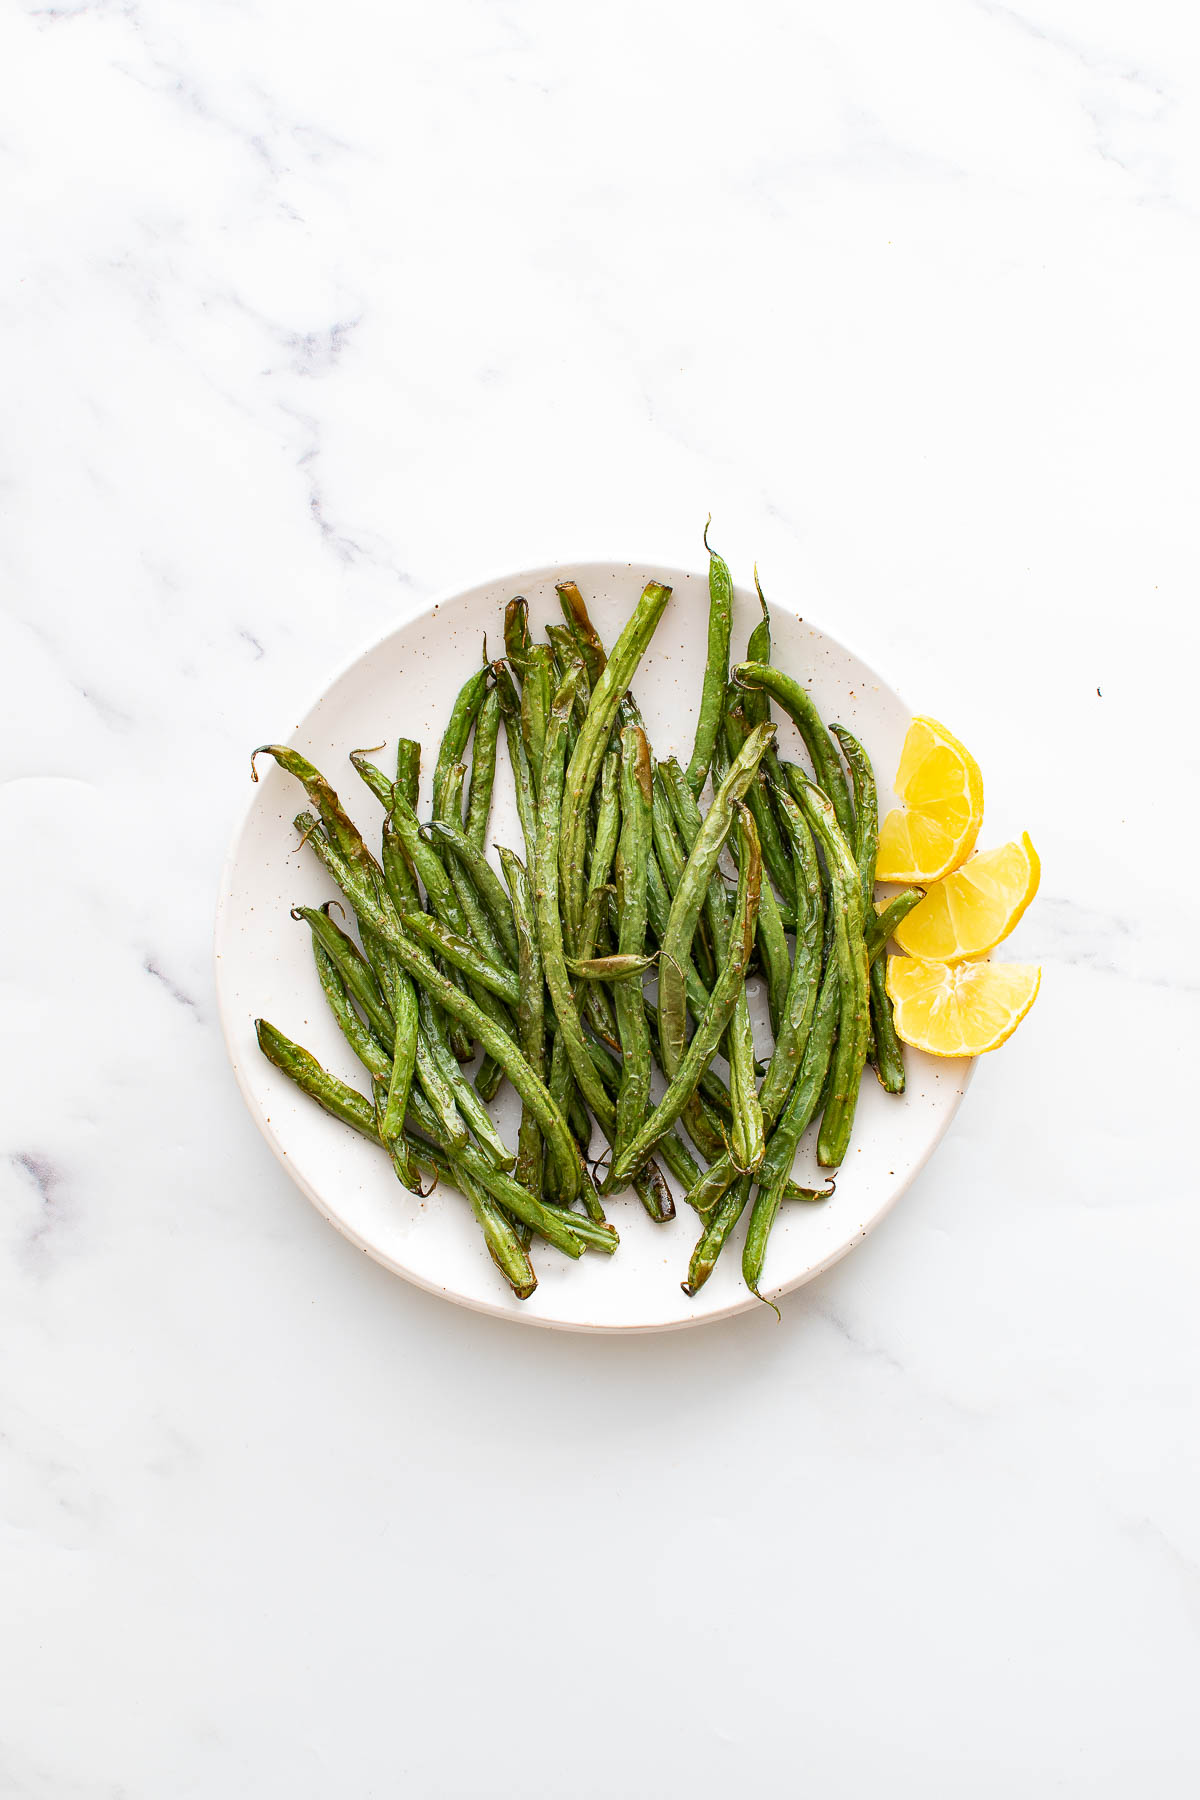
{"left": 293, "top": 902, "right": 394, "bottom": 1044}
{"left": 256, "top": 1017, "right": 379, "bottom": 1137}
{"left": 252, "top": 745, "right": 379, "bottom": 888}
{"left": 741, "top": 570, "right": 772, "bottom": 730}
{"left": 556, "top": 580, "right": 607, "bottom": 687}
{"left": 349, "top": 745, "right": 394, "bottom": 811}
{"left": 683, "top": 1174, "right": 752, "bottom": 1296}
{"left": 730, "top": 662, "right": 855, "bottom": 844}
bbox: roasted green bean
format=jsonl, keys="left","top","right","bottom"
{"left": 686, "top": 519, "right": 734, "bottom": 797}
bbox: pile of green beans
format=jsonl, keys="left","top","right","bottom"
{"left": 251, "top": 530, "right": 920, "bottom": 1306}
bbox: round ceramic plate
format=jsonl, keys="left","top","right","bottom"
{"left": 216, "top": 560, "right": 972, "bottom": 1331}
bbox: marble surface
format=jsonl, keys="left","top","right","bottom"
{"left": 2, "top": 1, "right": 1197, "bottom": 1793}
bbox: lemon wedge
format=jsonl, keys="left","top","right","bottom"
{"left": 893, "top": 833, "right": 1040, "bottom": 962}
{"left": 885, "top": 956, "right": 1040, "bottom": 1057}
{"left": 876, "top": 717, "right": 984, "bottom": 883}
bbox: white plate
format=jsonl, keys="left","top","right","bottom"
{"left": 215, "top": 560, "right": 972, "bottom": 1332}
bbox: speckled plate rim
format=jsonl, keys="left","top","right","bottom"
{"left": 214, "top": 557, "right": 974, "bottom": 1333}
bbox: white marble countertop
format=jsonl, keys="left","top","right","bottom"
{"left": 3, "top": 2, "right": 1197, "bottom": 1794}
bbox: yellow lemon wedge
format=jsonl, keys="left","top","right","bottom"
{"left": 876, "top": 716, "right": 984, "bottom": 883}
{"left": 893, "top": 833, "right": 1040, "bottom": 962}
{"left": 885, "top": 956, "right": 1041, "bottom": 1057}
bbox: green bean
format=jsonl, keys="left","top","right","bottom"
{"left": 427, "top": 819, "right": 520, "bottom": 969}
{"left": 662, "top": 747, "right": 788, "bottom": 1039}
{"left": 389, "top": 786, "right": 512, "bottom": 1083}
{"left": 429, "top": 764, "right": 513, "bottom": 981}
{"left": 539, "top": 1203, "right": 619, "bottom": 1255}
{"left": 256, "top": 1018, "right": 379, "bottom": 1137}
{"left": 567, "top": 952, "right": 653, "bottom": 981}
{"left": 560, "top": 581, "right": 672, "bottom": 951}
{"left": 293, "top": 902, "right": 394, "bottom": 1044}
{"left": 683, "top": 1174, "right": 752, "bottom": 1296}
{"left": 313, "top": 931, "right": 464, "bottom": 1178}
{"left": 750, "top": 954, "right": 840, "bottom": 1191}
{"left": 452, "top": 1163, "right": 537, "bottom": 1299}
{"left": 793, "top": 778, "right": 869, "bottom": 1166}
{"left": 555, "top": 580, "right": 607, "bottom": 687}
{"left": 544, "top": 1029, "right": 575, "bottom": 1205}
{"left": 378, "top": 961, "right": 419, "bottom": 1153}
{"left": 741, "top": 1168, "right": 835, "bottom": 1307}
{"left": 657, "top": 753, "right": 763, "bottom": 1163}
{"left": 256, "top": 1020, "right": 526, "bottom": 1289}
{"left": 492, "top": 661, "right": 540, "bottom": 865}
{"left": 607, "top": 803, "right": 761, "bottom": 1189}
{"left": 613, "top": 726, "right": 653, "bottom": 1162}
{"left": 296, "top": 822, "right": 584, "bottom": 1200}
{"left": 685, "top": 519, "right": 734, "bottom": 797}
{"left": 519, "top": 644, "right": 554, "bottom": 796}
{"left": 535, "top": 666, "right": 619, "bottom": 1142}
{"left": 678, "top": 782, "right": 826, "bottom": 1224}
{"left": 498, "top": 847, "right": 545, "bottom": 1200}
{"left": 358, "top": 911, "right": 509, "bottom": 1165}
{"left": 829, "top": 724, "right": 877, "bottom": 892}
{"left": 390, "top": 791, "right": 474, "bottom": 946}
{"left": 432, "top": 664, "right": 490, "bottom": 823}
{"left": 830, "top": 723, "right": 905, "bottom": 1095}
{"left": 867, "top": 889, "right": 924, "bottom": 961}
{"left": 750, "top": 854, "right": 790, "bottom": 1037}
{"left": 579, "top": 745, "right": 621, "bottom": 960}
{"left": 463, "top": 686, "right": 501, "bottom": 849}
{"left": 404, "top": 1101, "right": 586, "bottom": 1260}
{"left": 585, "top": 1033, "right": 702, "bottom": 1199}
{"left": 740, "top": 570, "right": 772, "bottom": 730}
{"left": 253, "top": 745, "right": 380, "bottom": 890}
{"left": 381, "top": 817, "right": 421, "bottom": 913}
{"left": 723, "top": 703, "right": 798, "bottom": 920}
{"left": 645, "top": 851, "right": 712, "bottom": 1021}
{"left": 394, "top": 739, "right": 421, "bottom": 811}
{"left": 658, "top": 752, "right": 706, "bottom": 847}
{"left": 311, "top": 941, "right": 390, "bottom": 1079}
{"left": 411, "top": 986, "right": 490, "bottom": 1160}
{"left": 651, "top": 768, "right": 722, "bottom": 1005}
{"left": 657, "top": 723, "right": 775, "bottom": 1170}
{"left": 635, "top": 1159, "right": 676, "bottom": 1223}
{"left": 393, "top": 907, "right": 520, "bottom": 1004}
{"left": 349, "top": 745, "right": 394, "bottom": 810}
{"left": 731, "top": 662, "right": 856, "bottom": 844}
{"left": 651, "top": 770, "right": 688, "bottom": 902}
{"left": 503, "top": 595, "right": 534, "bottom": 672}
